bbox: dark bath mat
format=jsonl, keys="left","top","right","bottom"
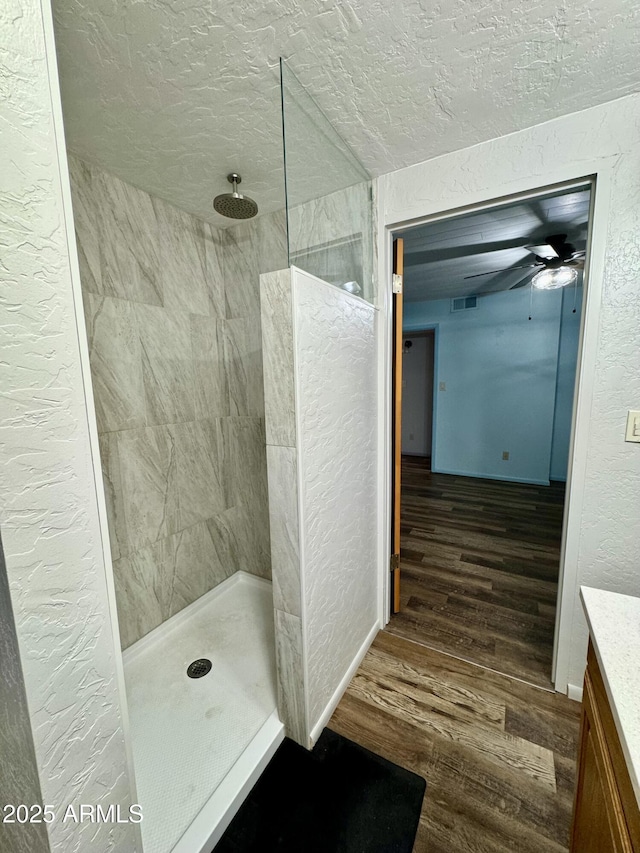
{"left": 213, "top": 727, "right": 426, "bottom": 853}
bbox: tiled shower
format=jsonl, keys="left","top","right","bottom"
{"left": 60, "top": 58, "right": 376, "bottom": 853}
{"left": 68, "top": 156, "right": 288, "bottom": 852}
{"left": 69, "top": 156, "right": 286, "bottom": 649}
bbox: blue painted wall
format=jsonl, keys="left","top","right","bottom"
{"left": 550, "top": 287, "right": 583, "bottom": 480}
{"left": 404, "top": 285, "right": 580, "bottom": 485}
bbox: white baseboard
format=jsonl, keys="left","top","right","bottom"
{"left": 309, "top": 622, "right": 379, "bottom": 747}
{"left": 567, "top": 683, "right": 584, "bottom": 702}
{"left": 431, "top": 466, "right": 550, "bottom": 486}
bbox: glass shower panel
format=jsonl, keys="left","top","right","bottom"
{"left": 280, "top": 59, "right": 375, "bottom": 303}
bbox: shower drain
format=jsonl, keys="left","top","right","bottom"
{"left": 187, "top": 658, "right": 212, "bottom": 679}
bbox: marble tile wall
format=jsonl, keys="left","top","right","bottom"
{"left": 260, "top": 269, "right": 308, "bottom": 747}
{"left": 0, "top": 534, "right": 50, "bottom": 853}
{"left": 288, "top": 181, "right": 375, "bottom": 303}
{"left": 69, "top": 156, "right": 287, "bottom": 648}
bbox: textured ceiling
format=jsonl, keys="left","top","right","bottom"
{"left": 52, "top": 0, "right": 640, "bottom": 228}
{"left": 400, "top": 186, "right": 591, "bottom": 302}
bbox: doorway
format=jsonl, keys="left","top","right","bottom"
{"left": 387, "top": 181, "right": 593, "bottom": 690}
{"left": 401, "top": 331, "right": 435, "bottom": 461}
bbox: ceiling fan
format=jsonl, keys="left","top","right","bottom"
{"left": 464, "top": 234, "right": 585, "bottom": 290}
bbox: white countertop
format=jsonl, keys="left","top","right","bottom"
{"left": 581, "top": 586, "right": 640, "bottom": 807}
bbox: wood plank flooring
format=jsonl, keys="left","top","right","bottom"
{"left": 388, "top": 457, "right": 566, "bottom": 689}
{"left": 330, "top": 631, "right": 580, "bottom": 853}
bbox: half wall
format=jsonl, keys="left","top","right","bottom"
{"left": 261, "top": 268, "right": 378, "bottom": 747}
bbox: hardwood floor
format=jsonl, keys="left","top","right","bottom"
{"left": 329, "top": 631, "right": 580, "bottom": 853}
{"left": 388, "top": 456, "right": 566, "bottom": 689}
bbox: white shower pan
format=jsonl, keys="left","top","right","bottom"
{"left": 122, "top": 572, "right": 283, "bottom": 853}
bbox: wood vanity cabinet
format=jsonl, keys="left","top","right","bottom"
{"left": 571, "top": 643, "right": 640, "bottom": 852}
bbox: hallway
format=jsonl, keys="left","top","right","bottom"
{"left": 330, "top": 631, "right": 579, "bottom": 853}
{"left": 389, "top": 457, "right": 565, "bottom": 689}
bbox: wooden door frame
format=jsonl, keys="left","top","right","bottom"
{"left": 378, "top": 174, "right": 606, "bottom": 696}
{"left": 391, "top": 238, "right": 403, "bottom": 614}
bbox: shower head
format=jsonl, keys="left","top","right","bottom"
{"left": 213, "top": 173, "right": 258, "bottom": 219}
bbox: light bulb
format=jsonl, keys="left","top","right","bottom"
{"left": 531, "top": 266, "right": 578, "bottom": 290}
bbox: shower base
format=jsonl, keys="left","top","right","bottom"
{"left": 123, "top": 571, "right": 283, "bottom": 853}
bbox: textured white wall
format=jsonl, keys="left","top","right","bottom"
{"left": 293, "top": 271, "right": 378, "bottom": 732}
{"left": 262, "top": 269, "right": 378, "bottom": 745}
{"left": 0, "top": 1, "right": 139, "bottom": 850}
{"left": 377, "top": 93, "right": 640, "bottom": 693}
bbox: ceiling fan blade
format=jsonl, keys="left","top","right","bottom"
{"left": 403, "top": 237, "right": 534, "bottom": 267}
{"left": 525, "top": 243, "right": 559, "bottom": 259}
{"left": 463, "top": 263, "right": 540, "bottom": 280}
{"left": 475, "top": 268, "right": 535, "bottom": 296}
{"left": 509, "top": 277, "right": 532, "bottom": 290}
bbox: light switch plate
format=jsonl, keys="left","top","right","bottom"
{"left": 625, "top": 410, "right": 640, "bottom": 442}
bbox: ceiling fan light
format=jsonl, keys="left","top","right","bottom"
{"left": 531, "top": 266, "right": 578, "bottom": 290}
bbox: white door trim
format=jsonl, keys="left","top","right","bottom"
{"left": 375, "top": 165, "right": 613, "bottom": 695}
